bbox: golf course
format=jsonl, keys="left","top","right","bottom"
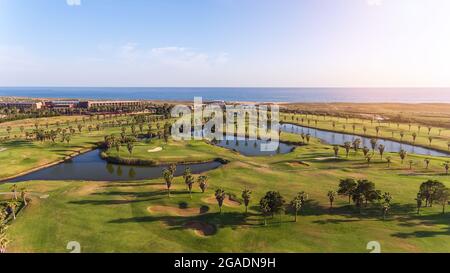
{"left": 0, "top": 109, "right": 449, "bottom": 253}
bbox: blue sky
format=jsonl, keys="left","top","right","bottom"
{"left": 1, "top": 0, "right": 450, "bottom": 87}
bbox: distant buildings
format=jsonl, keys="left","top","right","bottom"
{"left": 0, "top": 100, "right": 142, "bottom": 110}
{"left": 0, "top": 101, "right": 43, "bottom": 110}
{"left": 78, "top": 100, "right": 142, "bottom": 109}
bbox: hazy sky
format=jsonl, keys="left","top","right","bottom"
{"left": 1, "top": 0, "right": 450, "bottom": 87}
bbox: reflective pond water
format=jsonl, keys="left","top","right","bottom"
{"left": 214, "top": 136, "right": 295, "bottom": 156}
{"left": 281, "top": 123, "right": 449, "bottom": 157}
{"left": 8, "top": 149, "right": 223, "bottom": 182}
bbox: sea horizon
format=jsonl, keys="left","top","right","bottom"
{"left": 1, "top": 87, "right": 450, "bottom": 103}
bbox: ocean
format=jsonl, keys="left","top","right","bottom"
{"left": 0, "top": 87, "right": 450, "bottom": 103}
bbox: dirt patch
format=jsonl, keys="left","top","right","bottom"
{"left": 147, "top": 147, "right": 163, "bottom": 153}
{"left": 184, "top": 221, "right": 216, "bottom": 237}
{"left": 147, "top": 205, "right": 207, "bottom": 217}
{"left": 0, "top": 148, "right": 7, "bottom": 152}
{"left": 202, "top": 194, "right": 241, "bottom": 207}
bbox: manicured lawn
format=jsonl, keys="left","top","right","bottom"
{"left": 2, "top": 133, "right": 450, "bottom": 252}
{"left": 280, "top": 113, "right": 450, "bottom": 153}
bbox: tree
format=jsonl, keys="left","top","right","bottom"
{"left": 409, "top": 160, "right": 414, "bottom": 170}
{"left": 168, "top": 163, "right": 177, "bottom": 175}
{"left": 198, "top": 175, "right": 208, "bottom": 193}
{"left": 242, "top": 188, "right": 252, "bottom": 214}
{"left": 162, "top": 168, "right": 173, "bottom": 197}
{"left": 366, "top": 154, "right": 373, "bottom": 166}
{"left": 415, "top": 192, "right": 423, "bottom": 215}
{"left": 428, "top": 136, "right": 433, "bottom": 146}
{"left": 215, "top": 189, "right": 226, "bottom": 213}
{"left": 327, "top": 190, "right": 336, "bottom": 209}
{"left": 424, "top": 158, "right": 431, "bottom": 169}
{"left": 185, "top": 174, "right": 195, "bottom": 198}
{"left": 333, "top": 145, "right": 339, "bottom": 158}
{"left": 127, "top": 142, "right": 134, "bottom": 155}
{"left": 10, "top": 184, "right": 17, "bottom": 200}
{"left": 260, "top": 191, "right": 285, "bottom": 220}
{"left": 378, "top": 144, "right": 385, "bottom": 160}
{"left": 386, "top": 156, "right": 392, "bottom": 168}
{"left": 351, "top": 179, "right": 378, "bottom": 212}
{"left": 362, "top": 146, "right": 370, "bottom": 157}
{"left": 352, "top": 138, "right": 361, "bottom": 153}
{"left": 444, "top": 161, "right": 449, "bottom": 175}
{"left": 337, "top": 178, "right": 357, "bottom": 204}
{"left": 370, "top": 138, "right": 377, "bottom": 153}
{"left": 381, "top": 192, "right": 392, "bottom": 220}
{"left": 419, "top": 180, "right": 445, "bottom": 207}
{"left": 399, "top": 149, "right": 407, "bottom": 164}
{"left": 259, "top": 198, "right": 271, "bottom": 226}
{"left": 344, "top": 142, "right": 351, "bottom": 158}
{"left": 412, "top": 132, "right": 417, "bottom": 144}
{"left": 20, "top": 188, "right": 28, "bottom": 206}
{"left": 436, "top": 187, "right": 450, "bottom": 214}
{"left": 290, "top": 194, "right": 302, "bottom": 222}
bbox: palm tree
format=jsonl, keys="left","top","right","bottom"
{"left": 428, "top": 136, "right": 433, "bottom": 146}
{"left": 127, "top": 142, "right": 134, "bottom": 155}
{"left": 386, "top": 156, "right": 392, "bottom": 168}
{"left": 412, "top": 132, "right": 417, "bottom": 144}
{"left": 10, "top": 184, "right": 17, "bottom": 200}
{"left": 215, "top": 189, "right": 226, "bottom": 213}
{"left": 366, "top": 154, "right": 373, "bottom": 166}
{"left": 352, "top": 139, "right": 361, "bottom": 153}
{"left": 344, "top": 142, "right": 351, "bottom": 158}
{"left": 381, "top": 192, "right": 392, "bottom": 220}
{"left": 327, "top": 191, "right": 336, "bottom": 209}
{"left": 424, "top": 158, "right": 431, "bottom": 169}
{"left": 415, "top": 192, "right": 423, "bottom": 215}
{"left": 362, "top": 146, "right": 370, "bottom": 157}
{"left": 185, "top": 174, "right": 195, "bottom": 198}
{"left": 20, "top": 188, "right": 28, "bottom": 206}
{"left": 168, "top": 163, "right": 177, "bottom": 175}
{"left": 333, "top": 145, "right": 339, "bottom": 158}
{"left": 242, "top": 188, "right": 252, "bottom": 214}
{"left": 370, "top": 139, "right": 377, "bottom": 153}
{"left": 378, "top": 144, "right": 385, "bottom": 160}
{"left": 162, "top": 168, "right": 173, "bottom": 197}
{"left": 198, "top": 176, "right": 208, "bottom": 193}
{"left": 399, "top": 149, "right": 407, "bottom": 164}
{"left": 409, "top": 160, "right": 414, "bottom": 170}
{"left": 444, "top": 161, "right": 449, "bottom": 175}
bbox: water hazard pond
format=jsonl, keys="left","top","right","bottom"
{"left": 8, "top": 149, "right": 223, "bottom": 182}
{"left": 281, "top": 123, "right": 449, "bottom": 157}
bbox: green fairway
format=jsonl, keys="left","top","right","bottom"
{"left": 2, "top": 129, "right": 449, "bottom": 253}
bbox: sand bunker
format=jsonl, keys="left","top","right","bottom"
{"left": 0, "top": 148, "right": 7, "bottom": 152}
{"left": 202, "top": 195, "right": 241, "bottom": 207}
{"left": 313, "top": 157, "right": 338, "bottom": 161}
{"left": 147, "top": 147, "right": 163, "bottom": 153}
{"left": 39, "top": 194, "right": 50, "bottom": 199}
{"left": 185, "top": 221, "right": 216, "bottom": 237}
{"left": 147, "top": 205, "right": 206, "bottom": 217}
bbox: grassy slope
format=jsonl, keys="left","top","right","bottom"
{"left": 2, "top": 134, "right": 450, "bottom": 253}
